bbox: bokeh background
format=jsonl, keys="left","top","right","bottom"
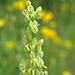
{"left": 0, "top": 0, "right": 75, "bottom": 75}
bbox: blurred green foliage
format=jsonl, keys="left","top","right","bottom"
{"left": 0, "top": 0, "right": 75, "bottom": 75}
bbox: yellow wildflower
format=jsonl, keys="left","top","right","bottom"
{"left": 63, "top": 71, "right": 72, "bottom": 75}
{"left": 53, "top": 36, "right": 62, "bottom": 44}
{"left": 64, "top": 40, "right": 72, "bottom": 49}
{"left": 41, "top": 10, "right": 54, "bottom": 23}
{"left": 61, "top": 3, "right": 69, "bottom": 12}
{"left": 70, "top": 5, "right": 75, "bottom": 14}
{"left": 41, "top": 26, "right": 57, "bottom": 39}
{"left": 50, "top": 21, "right": 57, "bottom": 28}
{"left": 0, "top": 18, "right": 6, "bottom": 27}
{"left": 6, "top": 41, "right": 14, "bottom": 50}
{"left": 13, "top": 0, "right": 27, "bottom": 10}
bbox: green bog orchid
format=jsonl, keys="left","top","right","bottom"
{"left": 19, "top": 0, "right": 48, "bottom": 75}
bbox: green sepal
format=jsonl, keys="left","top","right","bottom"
{"left": 35, "top": 69, "right": 40, "bottom": 75}
{"left": 30, "top": 38, "right": 37, "bottom": 51}
{"left": 27, "top": 5, "right": 34, "bottom": 14}
{"left": 26, "top": 27, "right": 32, "bottom": 42}
{"left": 42, "top": 71, "right": 48, "bottom": 75}
{"left": 32, "top": 69, "right": 40, "bottom": 75}
{"left": 29, "top": 21, "right": 38, "bottom": 34}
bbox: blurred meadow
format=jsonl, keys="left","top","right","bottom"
{"left": 0, "top": 0, "right": 75, "bottom": 75}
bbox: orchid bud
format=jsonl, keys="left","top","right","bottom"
{"left": 31, "top": 26, "right": 38, "bottom": 34}
{"left": 20, "top": 71, "right": 26, "bottom": 75}
{"left": 23, "top": 9, "right": 29, "bottom": 16}
{"left": 35, "top": 12, "right": 41, "bottom": 20}
{"left": 35, "top": 69, "right": 40, "bottom": 75}
{"left": 33, "top": 20, "right": 38, "bottom": 26}
{"left": 31, "top": 69, "right": 40, "bottom": 75}
{"left": 38, "top": 50, "right": 44, "bottom": 58}
{"left": 24, "top": 44, "right": 30, "bottom": 51}
{"left": 36, "top": 39, "right": 44, "bottom": 51}
{"left": 30, "top": 58, "right": 37, "bottom": 68}
{"left": 40, "top": 58, "right": 44, "bottom": 66}
{"left": 19, "top": 64, "right": 25, "bottom": 71}
{"left": 29, "top": 21, "right": 38, "bottom": 34}
{"left": 23, "top": 35, "right": 28, "bottom": 46}
{"left": 32, "top": 69, "right": 35, "bottom": 75}
{"left": 30, "top": 51, "right": 35, "bottom": 59}
{"left": 26, "top": 0, "right": 31, "bottom": 6}
{"left": 25, "top": 15, "right": 30, "bottom": 21}
{"left": 26, "top": 28, "right": 32, "bottom": 42}
{"left": 38, "top": 39, "right": 44, "bottom": 46}
{"left": 42, "top": 71, "right": 48, "bottom": 75}
{"left": 31, "top": 12, "right": 36, "bottom": 20}
{"left": 30, "top": 38, "right": 37, "bottom": 51}
{"left": 36, "top": 6, "right": 42, "bottom": 12}
{"left": 27, "top": 5, "right": 34, "bottom": 13}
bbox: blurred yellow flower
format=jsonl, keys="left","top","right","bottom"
{"left": 6, "top": 41, "right": 14, "bottom": 50}
{"left": 41, "top": 10, "right": 54, "bottom": 23}
{"left": 61, "top": 3, "right": 69, "bottom": 12}
{"left": 0, "top": 18, "right": 6, "bottom": 27}
{"left": 64, "top": 40, "right": 72, "bottom": 49}
{"left": 13, "top": 0, "right": 27, "bottom": 10}
{"left": 50, "top": 21, "right": 57, "bottom": 28}
{"left": 53, "top": 36, "right": 62, "bottom": 44}
{"left": 63, "top": 71, "right": 72, "bottom": 75}
{"left": 70, "top": 5, "right": 75, "bottom": 14}
{"left": 41, "top": 26, "right": 57, "bottom": 39}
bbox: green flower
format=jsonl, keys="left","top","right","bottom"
{"left": 19, "top": 0, "right": 48, "bottom": 75}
